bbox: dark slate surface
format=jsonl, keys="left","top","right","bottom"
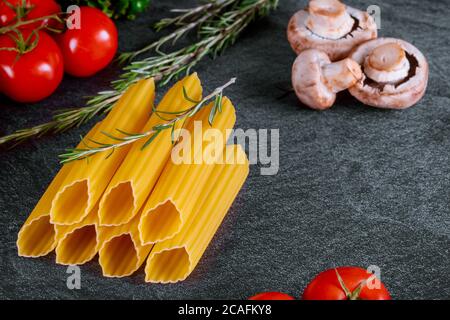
{"left": 1, "top": 0, "right": 450, "bottom": 299}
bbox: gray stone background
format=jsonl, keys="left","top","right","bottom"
{"left": 1, "top": 0, "right": 449, "bottom": 299}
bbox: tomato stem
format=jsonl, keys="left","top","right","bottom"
{"left": 3, "top": 28, "right": 41, "bottom": 62}
{"left": 4, "top": 0, "right": 39, "bottom": 24}
{"left": 0, "top": 13, "right": 65, "bottom": 35}
{"left": 335, "top": 268, "right": 367, "bottom": 300}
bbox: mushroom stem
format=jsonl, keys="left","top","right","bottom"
{"left": 364, "top": 42, "right": 410, "bottom": 83}
{"left": 321, "top": 58, "right": 362, "bottom": 93}
{"left": 306, "top": 0, "right": 354, "bottom": 39}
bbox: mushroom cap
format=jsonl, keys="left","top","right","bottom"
{"left": 291, "top": 49, "right": 335, "bottom": 110}
{"left": 348, "top": 38, "right": 429, "bottom": 109}
{"left": 287, "top": 4, "right": 377, "bottom": 61}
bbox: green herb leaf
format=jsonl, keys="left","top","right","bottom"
{"left": 182, "top": 86, "right": 201, "bottom": 104}
{"left": 141, "top": 130, "right": 161, "bottom": 150}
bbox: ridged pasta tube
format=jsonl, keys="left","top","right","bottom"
{"left": 145, "top": 144, "right": 249, "bottom": 283}
{"left": 49, "top": 78, "right": 156, "bottom": 225}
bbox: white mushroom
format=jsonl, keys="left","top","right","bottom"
{"left": 349, "top": 38, "right": 429, "bottom": 109}
{"left": 287, "top": 0, "right": 377, "bottom": 61}
{"left": 292, "top": 49, "right": 362, "bottom": 110}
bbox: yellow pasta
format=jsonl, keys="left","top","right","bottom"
{"left": 18, "top": 74, "right": 250, "bottom": 285}
{"left": 55, "top": 204, "right": 99, "bottom": 265}
{"left": 138, "top": 97, "right": 236, "bottom": 245}
{"left": 97, "top": 212, "right": 152, "bottom": 277}
{"left": 145, "top": 144, "right": 249, "bottom": 283}
{"left": 17, "top": 122, "right": 102, "bottom": 257}
{"left": 98, "top": 74, "right": 202, "bottom": 226}
{"left": 50, "top": 78, "right": 155, "bottom": 225}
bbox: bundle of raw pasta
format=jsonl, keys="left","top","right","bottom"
{"left": 17, "top": 74, "right": 249, "bottom": 284}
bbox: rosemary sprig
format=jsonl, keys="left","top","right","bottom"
{"left": 115, "top": 0, "right": 278, "bottom": 88}
{"left": 0, "top": 0, "right": 278, "bottom": 147}
{"left": 118, "top": 0, "right": 236, "bottom": 63}
{"left": 0, "top": 92, "right": 121, "bottom": 146}
{"left": 58, "top": 77, "right": 236, "bottom": 164}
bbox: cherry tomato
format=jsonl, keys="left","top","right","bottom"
{"left": 0, "top": 29, "right": 63, "bottom": 103}
{"left": 249, "top": 292, "right": 295, "bottom": 300}
{"left": 0, "top": 0, "right": 61, "bottom": 28}
{"left": 55, "top": 6, "right": 118, "bottom": 77}
{"left": 302, "top": 266, "right": 391, "bottom": 300}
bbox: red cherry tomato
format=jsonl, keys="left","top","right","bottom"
{"left": 0, "top": 29, "right": 64, "bottom": 103}
{"left": 55, "top": 6, "right": 118, "bottom": 77}
{"left": 249, "top": 292, "right": 295, "bottom": 300}
{"left": 0, "top": 0, "right": 60, "bottom": 28}
{"left": 302, "top": 266, "right": 391, "bottom": 300}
